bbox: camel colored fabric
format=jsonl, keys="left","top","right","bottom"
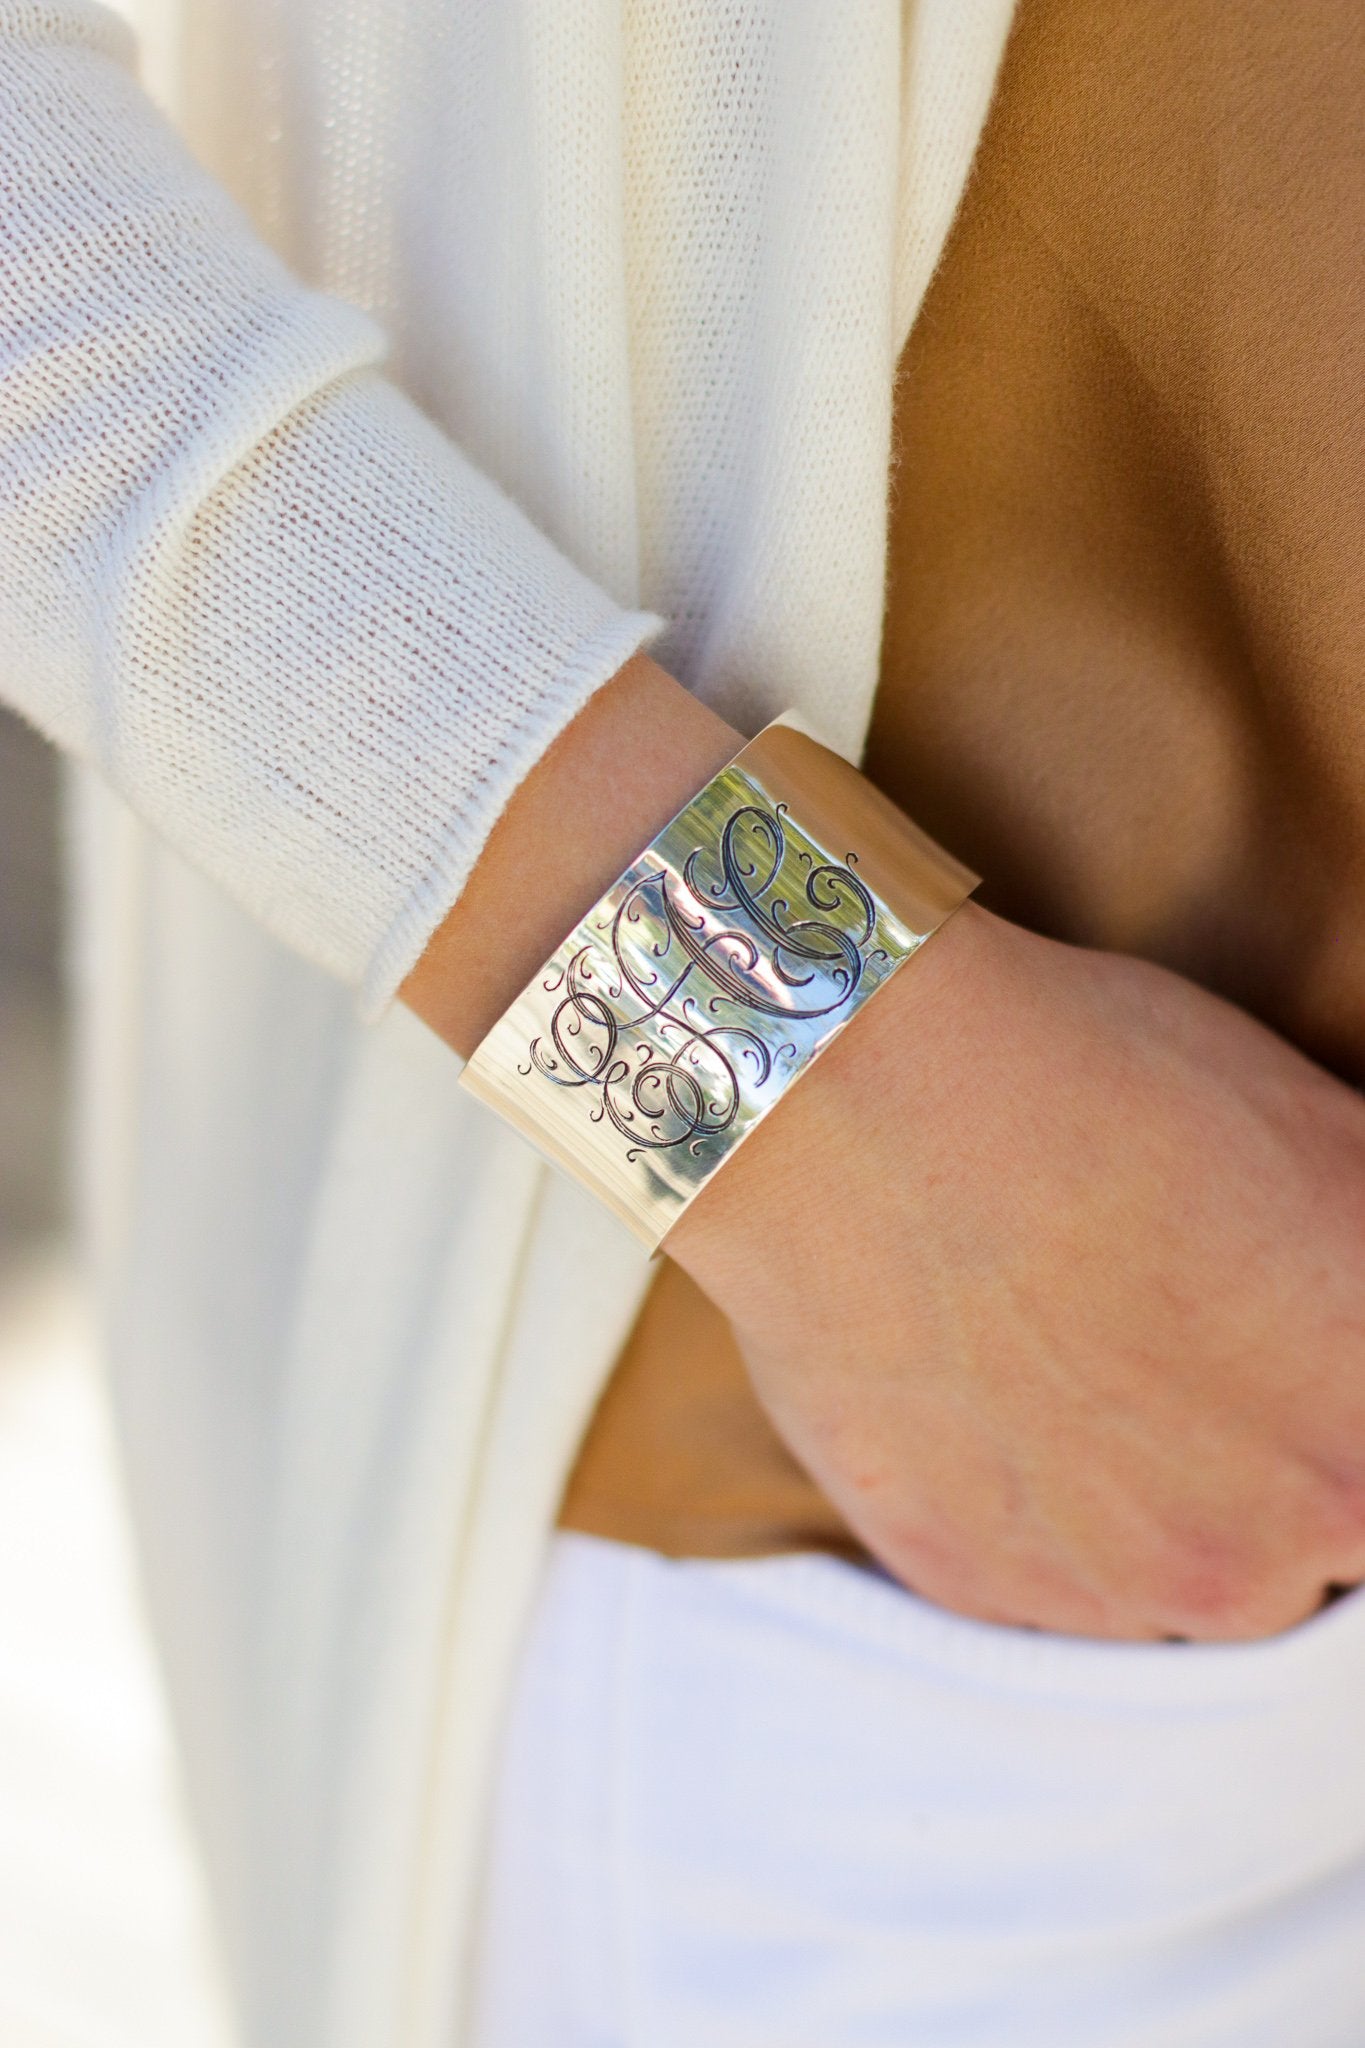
{"left": 561, "top": 0, "right": 1365, "bottom": 1559}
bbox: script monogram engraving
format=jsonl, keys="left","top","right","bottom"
{"left": 516, "top": 801, "right": 884, "bottom": 1162}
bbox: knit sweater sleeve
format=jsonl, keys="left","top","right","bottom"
{"left": 0, "top": 1, "right": 663, "bottom": 1016}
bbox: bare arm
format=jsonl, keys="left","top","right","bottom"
{"left": 402, "top": 655, "right": 741, "bottom": 1060}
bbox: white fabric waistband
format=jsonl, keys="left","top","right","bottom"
{"left": 469, "top": 1534, "right": 1365, "bottom": 2047}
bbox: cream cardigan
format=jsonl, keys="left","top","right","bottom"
{"left": 0, "top": 2, "right": 1013, "bottom": 2040}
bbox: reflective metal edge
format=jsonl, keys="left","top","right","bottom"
{"left": 459, "top": 715, "right": 980, "bottom": 1250}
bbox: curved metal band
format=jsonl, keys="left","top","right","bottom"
{"left": 458, "top": 713, "right": 980, "bottom": 1250}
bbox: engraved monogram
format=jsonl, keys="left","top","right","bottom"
{"left": 516, "top": 801, "right": 887, "bottom": 1162}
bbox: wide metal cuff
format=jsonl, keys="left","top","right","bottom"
{"left": 459, "top": 713, "right": 979, "bottom": 1250}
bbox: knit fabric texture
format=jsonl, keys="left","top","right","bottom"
{"left": 0, "top": 3, "right": 1016, "bottom": 2044}
{"left": 0, "top": 1, "right": 662, "bottom": 1014}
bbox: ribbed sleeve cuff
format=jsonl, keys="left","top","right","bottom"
{"left": 0, "top": 9, "right": 668, "bottom": 1020}
{"left": 358, "top": 603, "right": 666, "bottom": 1021}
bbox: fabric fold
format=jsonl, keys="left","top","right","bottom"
{"left": 0, "top": 2, "right": 660, "bottom": 1010}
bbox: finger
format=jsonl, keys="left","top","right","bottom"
{"left": 1295, "top": 1450, "right": 1365, "bottom": 1586}
{"left": 1143, "top": 1546, "right": 1333, "bottom": 1643}
{"left": 875, "top": 1533, "right": 1168, "bottom": 1642}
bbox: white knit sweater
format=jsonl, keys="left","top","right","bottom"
{"left": 0, "top": 2, "right": 1014, "bottom": 2041}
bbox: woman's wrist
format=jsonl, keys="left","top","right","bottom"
{"left": 663, "top": 896, "right": 998, "bottom": 1280}
{"left": 401, "top": 654, "right": 742, "bottom": 1059}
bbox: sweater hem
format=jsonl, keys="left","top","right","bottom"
{"left": 357, "top": 606, "right": 668, "bottom": 1024}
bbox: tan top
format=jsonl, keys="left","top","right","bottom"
{"left": 560, "top": 0, "right": 1365, "bottom": 1559}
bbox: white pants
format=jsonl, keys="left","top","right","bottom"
{"left": 468, "top": 1533, "right": 1365, "bottom": 2046}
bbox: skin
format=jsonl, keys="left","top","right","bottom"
{"left": 404, "top": 653, "right": 1365, "bottom": 1642}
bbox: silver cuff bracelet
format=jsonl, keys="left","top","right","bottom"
{"left": 459, "top": 712, "right": 980, "bottom": 1250}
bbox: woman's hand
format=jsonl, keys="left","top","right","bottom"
{"left": 668, "top": 902, "right": 1365, "bottom": 1641}
{"left": 406, "top": 655, "right": 1365, "bottom": 1644}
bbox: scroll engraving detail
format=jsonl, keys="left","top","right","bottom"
{"left": 516, "top": 801, "right": 877, "bottom": 1163}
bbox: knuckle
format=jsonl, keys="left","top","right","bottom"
{"left": 1153, "top": 1461, "right": 1365, "bottom": 1640}
{"left": 1155, "top": 1542, "right": 1299, "bottom": 1642}
{"left": 1309, "top": 1465, "right": 1365, "bottom": 1553}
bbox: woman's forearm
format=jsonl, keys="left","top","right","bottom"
{"left": 401, "top": 655, "right": 741, "bottom": 1059}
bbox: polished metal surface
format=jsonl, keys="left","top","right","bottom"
{"left": 459, "top": 714, "right": 979, "bottom": 1249}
